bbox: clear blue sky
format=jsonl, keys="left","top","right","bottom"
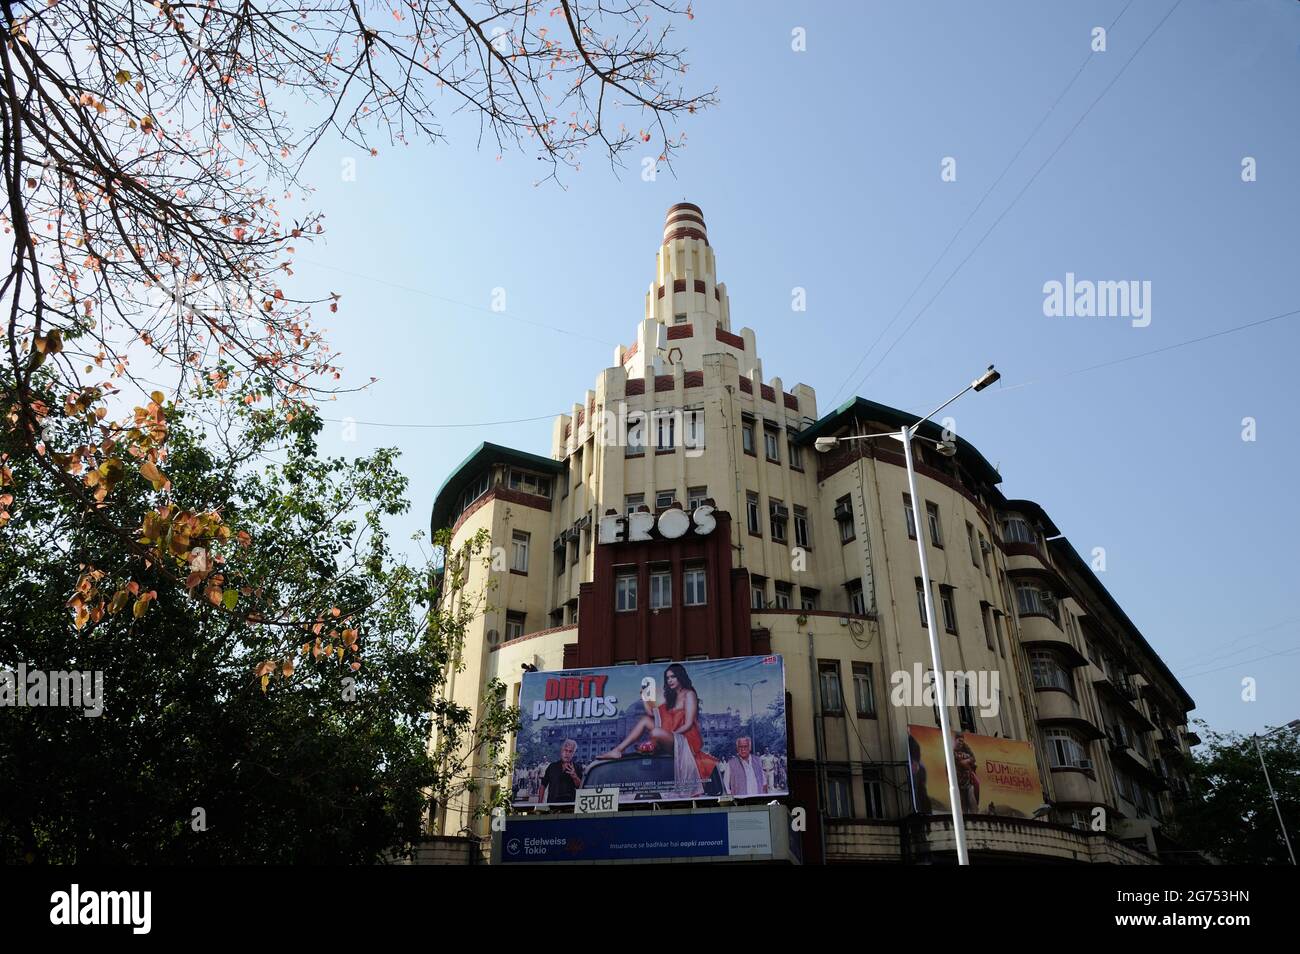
{"left": 286, "top": 0, "right": 1300, "bottom": 737}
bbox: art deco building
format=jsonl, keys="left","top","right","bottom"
{"left": 428, "top": 204, "right": 1198, "bottom": 864}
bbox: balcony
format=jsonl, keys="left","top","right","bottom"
{"left": 1050, "top": 766, "right": 1105, "bottom": 805}
{"left": 1004, "top": 541, "right": 1052, "bottom": 574}
{"left": 1093, "top": 671, "right": 1151, "bottom": 724}
{"left": 1034, "top": 689, "right": 1104, "bottom": 739}
{"left": 1018, "top": 615, "right": 1088, "bottom": 667}
{"left": 1106, "top": 725, "right": 1155, "bottom": 776}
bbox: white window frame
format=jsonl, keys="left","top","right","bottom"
{"left": 511, "top": 531, "right": 530, "bottom": 573}
{"left": 853, "top": 663, "right": 876, "bottom": 717}
{"left": 616, "top": 574, "right": 638, "bottom": 613}
{"left": 655, "top": 412, "right": 676, "bottom": 451}
{"left": 684, "top": 567, "right": 707, "bottom": 606}
{"left": 794, "top": 507, "right": 811, "bottom": 549}
{"left": 650, "top": 570, "right": 672, "bottom": 610}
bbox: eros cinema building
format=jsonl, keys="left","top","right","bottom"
{"left": 427, "top": 204, "right": 1200, "bottom": 865}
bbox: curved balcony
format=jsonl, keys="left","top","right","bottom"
{"left": 1018, "top": 614, "right": 1088, "bottom": 667}
{"left": 1004, "top": 541, "right": 1052, "bottom": 574}
{"left": 1050, "top": 767, "right": 1105, "bottom": 806}
{"left": 1034, "top": 688, "right": 1104, "bottom": 739}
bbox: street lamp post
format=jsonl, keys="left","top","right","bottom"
{"left": 815, "top": 365, "right": 1000, "bottom": 866}
{"left": 1254, "top": 719, "right": 1299, "bottom": 865}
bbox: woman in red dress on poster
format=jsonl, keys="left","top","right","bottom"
{"left": 597, "top": 663, "right": 718, "bottom": 790}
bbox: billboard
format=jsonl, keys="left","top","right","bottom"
{"left": 497, "top": 808, "right": 776, "bottom": 863}
{"left": 513, "top": 655, "right": 787, "bottom": 807}
{"left": 907, "top": 724, "right": 1046, "bottom": 818}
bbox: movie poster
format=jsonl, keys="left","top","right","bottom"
{"left": 512, "top": 655, "right": 788, "bottom": 807}
{"left": 907, "top": 724, "right": 1046, "bottom": 818}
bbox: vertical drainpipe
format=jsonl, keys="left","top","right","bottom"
{"left": 808, "top": 628, "right": 829, "bottom": 864}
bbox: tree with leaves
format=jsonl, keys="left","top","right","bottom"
{"left": 1164, "top": 721, "right": 1299, "bottom": 865}
{"left": 0, "top": 378, "right": 517, "bottom": 862}
{"left": 0, "top": 0, "right": 710, "bottom": 641}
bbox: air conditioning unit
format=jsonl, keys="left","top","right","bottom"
{"left": 772, "top": 504, "right": 789, "bottom": 519}
{"left": 1039, "top": 590, "right": 1057, "bottom": 605}
{"left": 979, "top": 539, "right": 992, "bottom": 553}
{"left": 1076, "top": 758, "right": 1094, "bottom": 772}
{"left": 833, "top": 501, "right": 852, "bottom": 521}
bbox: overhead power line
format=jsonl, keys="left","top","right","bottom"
{"left": 841, "top": 0, "right": 1185, "bottom": 401}
{"left": 828, "top": 0, "right": 1137, "bottom": 408}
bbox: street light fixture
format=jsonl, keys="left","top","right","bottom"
{"left": 813, "top": 364, "right": 1000, "bottom": 866}
{"left": 1254, "top": 719, "right": 1299, "bottom": 865}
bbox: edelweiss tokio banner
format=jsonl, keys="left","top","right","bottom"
{"left": 907, "top": 724, "right": 1046, "bottom": 818}
{"left": 513, "top": 655, "right": 788, "bottom": 807}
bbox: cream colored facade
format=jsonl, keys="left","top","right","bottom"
{"left": 428, "top": 204, "right": 1198, "bottom": 863}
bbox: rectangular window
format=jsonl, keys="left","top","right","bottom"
{"left": 788, "top": 438, "right": 803, "bottom": 471}
{"left": 687, "top": 486, "right": 709, "bottom": 510}
{"left": 625, "top": 493, "right": 644, "bottom": 515}
{"left": 684, "top": 567, "right": 707, "bottom": 606}
{"left": 684, "top": 408, "right": 704, "bottom": 451}
{"left": 742, "top": 417, "right": 756, "bottom": 455}
{"left": 800, "top": 588, "right": 820, "bottom": 611}
{"left": 926, "top": 501, "right": 943, "bottom": 547}
{"left": 656, "top": 490, "right": 676, "bottom": 510}
{"left": 903, "top": 494, "right": 917, "bottom": 539}
{"left": 572, "top": 449, "right": 583, "bottom": 487}
{"left": 863, "top": 769, "right": 886, "bottom": 819}
{"left": 764, "top": 425, "right": 781, "bottom": 462}
{"left": 615, "top": 573, "right": 638, "bottom": 612}
{"left": 793, "top": 506, "right": 811, "bottom": 549}
{"left": 819, "top": 661, "right": 844, "bottom": 715}
{"left": 751, "top": 578, "right": 766, "bottom": 610}
{"left": 626, "top": 413, "right": 645, "bottom": 455}
{"left": 673, "top": 312, "right": 687, "bottom": 324}
{"left": 655, "top": 412, "right": 676, "bottom": 451}
{"left": 993, "top": 610, "right": 1007, "bottom": 657}
{"left": 746, "top": 492, "right": 761, "bottom": 535}
{"left": 650, "top": 570, "right": 672, "bottom": 610}
{"left": 979, "top": 531, "right": 991, "bottom": 576}
{"left": 847, "top": 580, "right": 866, "bottom": 616}
{"left": 458, "top": 471, "right": 492, "bottom": 517}
{"left": 505, "top": 611, "right": 525, "bottom": 641}
{"left": 966, "top": 521, "right": 980, "bottom": 566}
{"left": 915, "top": 579, "right": 928, "bottom": 627}
{"left": 940, "top": 585, "right": 958, "bottom": 635}
{"left": 853, "top": 663, "right": 876, "bottom": 718}
{"left": 825, "top": 774, "right": 853, "bottom": 819}
{"left": 981, "top": 603, "right": 995, "bottom": 651}
{"left": 509, "top": 470, "right": 552, "bottom": 497}
{"left": 774, "top": 581, "right": 792, "bottom": 610}
{"left": 511, "top": 531, "right": 530, "bottom": 573}
{"left": 957, "top": 675, "right": 976, "bottom": 732}
{"left": 836, "top": 495, "right": 855, "bottom": 543}
{"left": 769, "top": 499, "right": 788, "bottom": 543}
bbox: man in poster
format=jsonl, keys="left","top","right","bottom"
{"left": 540, "top": 739, "right": 584, "bottom": 804}
{"left": 726, "top": 736, "right": 767, "bottom": 797}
